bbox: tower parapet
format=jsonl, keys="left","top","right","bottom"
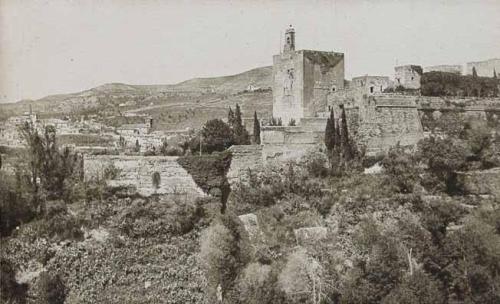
{"left": 283, "top": 25, "right": 295, "bottom": 53}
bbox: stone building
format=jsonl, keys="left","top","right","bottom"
{"left": 351, "top": 75, "right": 391, "bottom": 94}
{"left": 424, "top": 64, "right": 463, "bottom": 75}
{"left": 272, "top": 25, "right": 344, "bottom": 125}
{"left": 394, "top": 65, "right": 423, "bottom": 89}
{"left": 466, "top": 58, "right": 500, "bottom": 77}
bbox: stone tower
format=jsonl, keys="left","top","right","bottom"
{"left": 272, "top": 26, "right": 345, "bottom": 125}
{"left": 283, "top": 25, "right": 295, "bottom": 53}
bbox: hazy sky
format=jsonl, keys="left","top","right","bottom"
{"left": 1, "top": 0, "right": 499, "bottom": 103}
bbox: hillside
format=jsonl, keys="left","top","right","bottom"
{"left": 0, "top": 66, "right": 273, "bottom": 124}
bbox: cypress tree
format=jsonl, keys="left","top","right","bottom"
{"left": 233, "top": 104, "right": 250, "bottom": 145}
{"left": 324, "top": 109, "right": 336, "bottom": 151}
{"left": 234, "top": 104, "right": 243, "bottom": 127}
{"left": 253, "top": 111, "right": 261, "bottom": 144}
{"left": 472, "top": 66, "right": 478, "bottom": 78}
{"left": 227, "top": 107, "right": 235, "bottom": 127}
{"left": 494, "top": 69, "right": 497, "bottom": 79}
{"left": 340, "top": 105, "right": 352, "bottom": 160}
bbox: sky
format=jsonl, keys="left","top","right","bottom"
{"left": 1, "top": 0, "right": 500, "bottom": 103}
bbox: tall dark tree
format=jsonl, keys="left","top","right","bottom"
{"left": 253, "top": 111, "right": 261, "bottom": 144}
{"left": 232, "top": 104, "right": 250, "bottom": 145}
{"left": 340, "top": 105, "right": 352, "bottom": 160}
{"left": 494, "top": 68, "right": 497, "bottom": 79}
{"left": 234, "top": 104, "right": 243, "bottom": 127}
{"left": 324, "top": 109, "right": 336, "bottom": 152}
{"left": 472, "top": 66, "right": 478, "bottom": 78}
{"left": 227, "top": 107, "right": 235, "bottom": 127}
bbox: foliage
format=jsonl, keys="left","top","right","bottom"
{"left": 177, "top": 151, "right": 232, "bottom": 212}
{"left": 114, "top": 196, "right": 206, "bottom": 238}
{"left": 417, "top": 136, "right": 468, "bottom": 194}
{"left": 37, "top": 272, "right": 67, "bottom": 304}
{"left": 34, "top": 200, "right": 84, "bottom": 241}
{"left": 324, "top": 109, "right": 336, "bottom": 152}
{"left": 288, "top": 118, "right": 296, "bottom": 126}
{"left": 462, "top": 122, "right": 500, "bottom": 169}
{"left": 278, "top": 248, "right": 325, "bottom": 304}
{"left": 253, "top": 111, "right": 261, "bottom": 144}
{"left": 421, "top": 71, "right": 499, "bottom": 97}
{"left": 382, "top": 270, "right": 445, "bottom": 304}
{"left": 230, "top": 162, "right": 323, "bottom": 214}
{"left": 199, "top": 214, "right": 250, "bottom": 302}
{"left": 381, "top": 145, "right": 421, "bottom": 193}
{"left": 232, "top": 104, "right": 251, "bottom": 145}
{"left": 238, "top": 262, "right": 285, "bottom": 304}
{"left": 0, "top": 258, "right": 28, "bottom": 304}
{"left": 269, "top": 117, "right": 283, "bottom": 126}
{"left": 196, "top": 119, "right": 235, "bottom": 153}
{"left": 152, "top": 171, "right": 161, "bottom": 191}
{"left": 17, "top": 123, "right": 81, "bottom": 206}
{"left": 0, "top": 173, "right": 35, "bottom": 237}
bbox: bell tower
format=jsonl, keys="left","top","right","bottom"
{"left": 283, "top": 25, "right": 295, "bottom": 53}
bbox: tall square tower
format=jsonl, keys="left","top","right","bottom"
{"left": 273, "top": 26, "right": 344, "bottom": 125}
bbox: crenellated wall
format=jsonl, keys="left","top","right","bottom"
{"left": 83, "top": 155, "right": 205, "bottom": 197}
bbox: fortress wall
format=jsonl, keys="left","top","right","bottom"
{"left": 466, "top": 59, "right": 500, "bottom": 77}
{"left": 417, "top": 96, "right": 500, "bottom": 132}
{"left": 357, "top": 95, "right": 423, "bottom": 154}
{"left": 262, "top": 143, "right": 322, "bottom": 164}
{"left": 261, "top": 126, "right": 324, "bottom": 145}
{"left": 83, "top": 155, "right": 205, "bottom": 197}
{"left": 226, "top": 145, "right": 263, "bottom": 186}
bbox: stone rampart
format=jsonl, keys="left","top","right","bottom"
{"left": 226, "top": 145, "right": 263, "bottom": 186}
{"left": 83, "top": 155, "right": 205, "bottom": 197}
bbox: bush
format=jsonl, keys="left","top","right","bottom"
{"left": 238, "top": 263, "right": 284, "bottom": 304}
{"left": 37, "top": 272, "right": 67, "bottom": 304}
{"left": 0, "top": 258, "right": 28, "bottom": 304}
{"left": 178, "top": 151, "right": 232, "bottom": 212}
{"left": 199, "top": 214, "right": 250, "bottom": 302}
{"left": 381, "top": 145, "right": 421, "bottom": 193}
{"left": 417, "top": 136, "right": 468, "bottom": 194}
{"left": 382, "top": 270, "right": 445, "bottom": 304}
{"left": 113, "top": 196, "right": 205, "bottom": 238}
{"left": 35, "top": 200, "right": 84, "bottom": 241}
{"left": 0, "top": 173, "right": 35, "bottom": 237}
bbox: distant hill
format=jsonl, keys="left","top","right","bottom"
{"left": 0, "top": 66, "right": 274, "bottom": 128}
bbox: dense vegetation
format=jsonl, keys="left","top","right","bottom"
{"left": 1, "top": 104, "right": 499, "bottom": 303}
{"left": 421, "top": 71, "right": 499, "bottom": 97}
{"left": 198, "top": 118, "right": 500, "bottom": 303}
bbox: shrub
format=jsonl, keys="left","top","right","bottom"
{"left": 382, "top": 270, "right": 445, "bottom": 304}
{"left": 238, "top": 263, "right": 284, "bottom": 304}
{"left": 381, "top": 145, "right": 421, "bottom": 193}
{"left": 278, "top": 248, "right": 324, "bottom": 304}
{"left": 0, "top": 173, "right": 35, "bottom": 237}
{"left": 177, "top": 151, "right": 232, "bottom": 212}
{"left": 199, "top": 215, "right": 250, "bottom": 302}
{"left": 0, "top": 258, "right": 28, "bottom": 304}
{"left": 35, "top": 200, "right": 84, "bottom": 241}
{"left": 417, "top": 136, "right": 468, "bottom": 194}
{"left": 37, "top": 272, "right": 67, "bottom": 304}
